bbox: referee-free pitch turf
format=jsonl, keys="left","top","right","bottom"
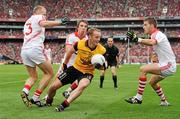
{"left": 0, "top": 64, "right": 180, "bottom": 119}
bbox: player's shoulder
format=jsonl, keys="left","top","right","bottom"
{"left": 31, "top": 15, "right": 44, "bottom": 19}
{"left": 68, "top": 32, "right": 76, "bottom": 37}
{"left": 152, "top": 30, "right": 165, "bottom": 37}
{"left": 67, "top": 32, "right": 78, "bottom": 40}
{"left": 155, "top": 31, "right": 167, "bottom": 40}
{"left": 97, "top": 43, "right": 106, "bottom": 53}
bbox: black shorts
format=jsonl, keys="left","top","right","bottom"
{"left": 58, "top": 66, "right": 93, "bottom": 86}
{"left": 107, "top": 61, "right": 117, "bottom": 67}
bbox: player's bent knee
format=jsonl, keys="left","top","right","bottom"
{"left": 78, "top": 82, "right": 89, "bottom": 90}
{"left": 78, "top": 84, "right": 88, "bottom": 90}
{"left": 149, "top": 80, "right": 156, "bottom": 87}
{"left": 139, "top": 66, "right": 147, "bottom": 73}
{"left": 50, "top": 82, "right": 61, "bottom": 91}
{"left": 112, "top": 71, "right": 116, "bottom": 75}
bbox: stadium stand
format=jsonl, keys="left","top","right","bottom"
{"left": 0, "top": 0, "right": 179, "bottom": 64}
{"left": 0, "top": 0, "right": 179, "bottom": 19}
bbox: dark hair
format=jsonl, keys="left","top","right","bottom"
{"left": 77, "top": 20, "right": 88, "bottom": 28}
{"left": 144, "top": 17, "right": 157, "bottom": 28}
{"left": 108, "top": 36, "right": 113, "bottom": 39}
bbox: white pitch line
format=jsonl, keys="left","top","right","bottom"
{"left": 0, "top": 80, "right": 24, "bottom": 85}
{"left": 0, "top": 79, "right": 180, "bottom": 86}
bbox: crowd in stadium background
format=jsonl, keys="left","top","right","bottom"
{"left": 0, "top": 0, "right": 179, "bottom": 18}
{"left": 0, "top": 0, "right": 180, "bottom": 64}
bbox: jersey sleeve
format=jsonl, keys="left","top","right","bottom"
{"left": 73, "top": 41, "right": 78, "bottom": 51}
{"left": 65, "top": 34, "right": 74, "bottom": 45}
{"left": 37, "top": 15, "right": 46, "bottom": 26}
{"left": 153, "top": 32, "right": 165, "bottom": 44}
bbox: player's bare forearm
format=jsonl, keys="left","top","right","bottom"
{"left": 139, "top": 39, "right": 157, "bottom": 46}
{"left": 40, "top": 21, "right": 61, "bottom": 27}
{"left": 116, "top": 56, "right": 119, "bottom": 63}
{"left": 64, "top": 47, "right": 75, "bottom": 64}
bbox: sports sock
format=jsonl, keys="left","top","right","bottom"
{"left": 32, "top": 89, "right": 42, "bottom": 101}
{"left": 154, "top": 86, "right": 166, "bottom": 101}
{"left": 22, "top": 84, "right": 31, "bottom": 95}
{"left": 135, "top": 76, "right": 147, "bottom": 100}
{"left": 112, "top": 75, "right": 117, "bottom": 88}
{"left": 61, "top": 100, "right": 69, "bottom": 108}
{"left": 100, "top": 76, "right": 104, "bottom": 88}
{"left": 70, "top": 82, "right": 78, "bottom": 91}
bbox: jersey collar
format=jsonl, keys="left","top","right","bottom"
{"left": 75, "top": 32, "right": 84, "bottom": 39}
{"left": 150, "top": 28, "right": 159, "bottom": 35}
{"left": 85, "top": 40, "right": 97, "bottom": 51}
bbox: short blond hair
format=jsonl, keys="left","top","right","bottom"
{"left": 87, "top": 27, "right": 101, "bottom": 36}
{"left": 33, "top": 5, "right": 45, "bottom": 14}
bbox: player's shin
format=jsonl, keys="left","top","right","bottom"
{"left": 154, "top": 85, "right": 166, "bottom": 101}
{"left": 70, "top": 82, "right": 78, "bottom": 91}
{"left": 32, "top": 89, "right": 42, "bottom": 101}
{"left": 135, "top": 76, "right": 147, "bottom": 101}
{"left": 100, "top": 75, "right": 104, "bottom": 88}
{"left": 56, "top": 100, "right": 69, "bottom": 112}
{"left": 22, "top": 84, "right": 31, "bottom": 95}
{"left": 112, "top": 75, "right": 118, "bottom": 88}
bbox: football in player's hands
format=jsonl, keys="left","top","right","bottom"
{"left": 91, "top": 54, "right": 106, "bottom": 70}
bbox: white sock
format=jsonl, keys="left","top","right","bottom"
{"left": 22, "top": 88, "right": 29, "bottom": 95}
{"left": 32, "top": 95, "right": 40, "bottom": 102}
{"left": 135, "top": 93, "right": 142, "bottom": 101}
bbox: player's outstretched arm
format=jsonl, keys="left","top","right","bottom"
{"left": 63, "top": 46, "right": 75, "bottom": 66}
{"left": 40, "top": 16, "right": 70, "bottom": 27}
{"left": 126, "top": 31, "right": 157, "bottom": 46}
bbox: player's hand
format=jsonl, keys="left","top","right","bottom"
{"left": 102, "top": 62, "right": 108, "bottom": 70}
{"left": 61, "top": 63, "right": 67, "bottom": 71}
{"left": 59, "top": 16, "right": 70, "bottom": 25}
{"left": 94, "top": 63, "right": 102, "bottom": 69}
{"left": 126, "top": 31, "right": 138, "bottom": 42}
{"left": 95, "top": 62, "right": 107, "bottom": 70}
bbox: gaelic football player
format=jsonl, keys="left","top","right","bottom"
{"left": 125, "top": 18, "right": 176, "bottom": 106}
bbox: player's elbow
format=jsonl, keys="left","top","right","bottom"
{"left": 150, "top": 39, "right": 157, "bottom": 46}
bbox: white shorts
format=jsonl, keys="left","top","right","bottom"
{"left": 44, "top": 49, "right": 51, "bottom": 61}
{"left": 158, "top": 62, "right": 176, "bottom": 77}
{"left": 21, "top": 48, "right": 47, "bottom": 67}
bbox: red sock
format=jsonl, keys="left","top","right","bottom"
{"left": 137, "top": 76, "right": 147, "bottom": 95}
{"left": 34, "top": 89, "right": 42, "bottom": 97}
{"left": 71, "top": 82, "right": 78, "bottom": 90}
{"left": 61, "top": 100, "right": 69, "bottom": 108}
{"left": 24, "top": 84, "right": 31, "bottom": 90}
{"left": 155, "top": 86, "right": 166, "bottom": 101}
{"left": 22, "top": 84, "right": 31, "bottom": 94}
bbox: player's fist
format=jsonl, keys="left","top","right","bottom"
{"left": 103, "top": 62, "right": 108, "bottom": 70}
{"left": 59, "top": 16, "right": 70, "bottom": 25}
{"left": 126, "top": 31, "right": 138, "bottom": 42}
{"left": 61, "top": 63, "right": 67, "bottom": 71}
{"left": 95, "top": 62, "right": 107, "bottom": 70}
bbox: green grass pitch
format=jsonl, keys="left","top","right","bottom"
{"left": 0, "top": 64, "right": 180, "bottom": 119}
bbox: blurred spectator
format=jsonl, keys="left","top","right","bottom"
{"left": 0, "top": 0, "right": 179, "bottom": 19}
{"left": 0, "top": 41, "right": 179, "bottom": 64}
